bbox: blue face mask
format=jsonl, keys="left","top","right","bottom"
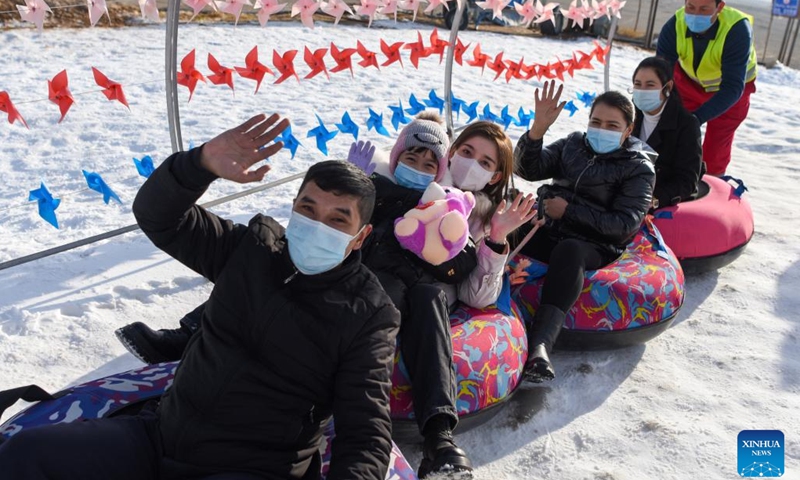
{"left": 586, "top": 127, "right": 624, "bottom": 154}
{"left": 685, "top": 13, "right": 714, "bottom": 33}
{"left": 285, "top": 211, "right": 361, "bottom": 275}
{"left": 394, "top": 162, "right": 435, "bottom": 191}
{"left": 632, "top": 89, "right": 665, "bottom": 112}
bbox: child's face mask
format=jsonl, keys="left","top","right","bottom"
{"left": 394, "top": 162, "right": 435, "bottom": 191}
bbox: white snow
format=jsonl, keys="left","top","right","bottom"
{"left": 1, "top": 18, "right": 798, "bottom": 480}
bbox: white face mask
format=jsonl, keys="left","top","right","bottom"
{"left": 449, "top": 154, "right": 495, "bottom": 192}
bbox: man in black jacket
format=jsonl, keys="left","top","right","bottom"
{"left": 0, "top": 113, "right": 401, "bottom": 480}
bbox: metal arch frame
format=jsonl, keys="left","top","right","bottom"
{"left": 166, "top": 0, "right": 183, "bottom": 153}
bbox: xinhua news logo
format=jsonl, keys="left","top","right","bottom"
{"left": 738, "top": 430, "right": 784, "bottom": 477}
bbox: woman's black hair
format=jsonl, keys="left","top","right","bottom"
{"left": 590, "top": 91, "right": 635, "bottom": 126}
{"left": 633, "top": 56, "right": 673, "bottom": 89}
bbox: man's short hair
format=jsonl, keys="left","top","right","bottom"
{"left": 590, "top": 91, "right": 635, "bottom": 126}
{"left": 298, "top": 161, "right": 376, "bottom": 226}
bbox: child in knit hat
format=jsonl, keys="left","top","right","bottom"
{"left": 349, "top": 112, "right": 477, "bottom": 479}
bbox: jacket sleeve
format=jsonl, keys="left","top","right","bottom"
{"left": 132, "top": 146, "right": 248, "bottom": 283}
{"left": 328, "top": 304, "right": 401, "bottom": 480}
{"left": 562, "top": 160, "right": 655, "bottom": 245}
{"left": 654, "top": 113, "right": 703, "bottom": 206}
{"left": 692, "top": 19, "right": 752, "bottom": 124}
{"left": 457, "top": 239, "right": 507, "bottom": 309}
{"left": 514, "top": 133, "right": 567, "bottom": 182}
{"left": 418, "top": 241, "right": 478, "bottom": 284}
{"left": 656, "top": 15, "right": 679, "bottom": 69}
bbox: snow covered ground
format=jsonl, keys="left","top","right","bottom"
{"left": 1, "top": 18, "right": 798, "bottom": 479}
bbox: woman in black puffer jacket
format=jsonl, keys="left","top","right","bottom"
{"left": 514, "top": 82, "right": 656, "bottom": 383}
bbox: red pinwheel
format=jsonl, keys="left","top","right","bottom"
{"left": 91, "top": 67, "right": 129, "bottom": 109}
{"left": 403, "top": 31, "right": 431, "bottom": 69}
{"left": 356, "top": 41, "right": 380, "bottom": 70}
{"left": 574, "top": 50, "right": 596, "bottom": 70}
{"left": 207, "top": 53, "right": 235, "bottom": 92}
{"left": 47, "top": 70, "right": 74, "bottom": 123}
{"left": 273, "top": 49, "right": 299, "bottom": 84}
{"left": 504, "top": 57, "right": 525, "bottom": 82}
{"left": 380, "top": 39, "right": 404, "bottom": 68}
{"left": 176, "top": 49, "right": 207, "bottom": 102}
{"left": 329, "top": 42, "right": 357, "bottom": 76}
{"left": 235, "top": 46, "right": 274, "bottom": 94}
{"left": 427, "top": 29, "right": 450, "bottom": 64}
{"left": 0, "top": 91, "right": 28, "bottom": 128}
{"left": 486, "top": 52, "right": 506, "bottom": 81}
{"left": 592, "top": 40, "right": 611, "bottom": 64}
{"left": 453, "top": 37, "right": 470, "bottom": 66}
{"left": 304, "top": 46, "right": 329, "bottom": 80}
{"left": 466, "top": 43, "right": 489, "bottom": 74}
{"left": 520, "top": 61, "right": 541, "bottom": 81}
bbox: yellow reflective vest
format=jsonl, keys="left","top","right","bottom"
{"left": 675, "top": 6, "right": 757, "bottom": 92}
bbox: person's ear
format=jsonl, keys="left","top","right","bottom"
{"left": 350, "top": 224, "right": 373, "bottom": 251}
{"left": 488, "top": 171, "right": 503, "bottom": 186}
{"left": 664, "top": 80, "right": 674, "bottom": 95}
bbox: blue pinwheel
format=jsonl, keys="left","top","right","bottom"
{"left": 133, "top": 155, "right": 155, "bottom": 178}
{"left": 335, "top": 111, "right": 360, "bottom": 140}
{"left": 388, "top": 101, "right": 411, "bottom": 131}
{"left": 83, "top": 170, "right": 122, "bottom": 205}
{"left": 278, "top": 125, "right": 302, "bottom": 159}
{"left": 307, "top": 115, "right": 339, "bottom": 155}
{"left": 28, "top": 182, "right": 60, "bottom": 229}
{"left": 366, "top": 108, "right": 391, "bottom": 137}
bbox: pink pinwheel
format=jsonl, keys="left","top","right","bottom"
{"left": 607, "top": 0, "right": 625, "bottom": 18}
{"left": 17, "top": 0, "right": 51, "bottom": 31}
{"left": 379, "top": 0, "right": 399, "bottom": 21}
{"left": 514, "top": 0, "right": 537, "bottom": 27}
{"left": 138, "top": 0, "right": 160, "bottom": 21}
{"left": 254, "top": 0, "right": 285, "bottom": 25}
{"left": 398, "top": 0, "right": 422, "bottom": 22}
{"left": 424, "top": 0, "right": 448, "bottom": 14}
{"left": 217, "top": 0, "right": 251, "bottom": 25}
{"left": 355, "top": 0, "right": 380, "bottom": 27}
{"left": 87, "top": 0, "right": 109, "bottom": 27}
{"left": 291, "top": 0, "right": 320, "bottom": 28}
{"left": 593, "top": 0, "right": 610, "bottom": 19}
{"left": 562, "top": 0, "right": 585, "bottom": 28}
{"left": 475, "top": 0, "right": 509, "bottom": 20}
{"left": 580, "top": 0, "right": 598, "bottom": 23}
{"left": 184, "top": 0, "right": 218, "bottom": 21}
{"left": 533, "top": 0, "right": 558, "bottom": 26}
{"left": 321, "top": 0, "right": 351, "bottom": 24}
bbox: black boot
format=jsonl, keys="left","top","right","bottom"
{"left": 115, "top": 323, "right": 193, "bottom": 364}
{"left": 417, "top": 415, "right": 473, "bottom": 479}
{"left": 523, "top": 304, "right": 566, "bottom": 383}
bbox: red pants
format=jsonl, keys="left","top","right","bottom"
{"left": 674, "top": 67, "right": 756, "bottom": 176}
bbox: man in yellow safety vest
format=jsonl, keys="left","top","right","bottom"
{"left": 657, "top": 0, "right": 757, "bottom": 176}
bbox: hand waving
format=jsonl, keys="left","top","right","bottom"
{"left": 529, "top": 80, "right": 566, "bottom": 140}
{"left": 200, "top": 113, "right": 290, "bottom": 184}
{"left": 348, "top": 140, "right": 377, "bottom": 175}
{"left": 488, "top": 192, "right": 539, "bottom": 244}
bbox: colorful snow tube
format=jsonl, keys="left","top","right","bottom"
{"left": 0, "top": 363, "right": 417, "bottom": 480}
{"left": 652, "top": 175, "right": 754, "bottom": 274}
{"left": 510, "top": 223, "right": 685, "bottom": 350}
{"left": 390, "top": 303, "right": 527, "bottom": 438}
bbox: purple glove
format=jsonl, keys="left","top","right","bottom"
{"left": 347, "top": 141, "right": 377, "bottom": 176}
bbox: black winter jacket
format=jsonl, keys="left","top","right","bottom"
{"left": 515, "top": 131, "right": 656, "bottom": 256}
{"left": 132, "top": 148, "right": 401, "bottom": 480}
{"left": 633, "top": 93, "right": 705, "bottom": 208}
{"left": 361, "top": 174, "right": 477, "bottom": 290}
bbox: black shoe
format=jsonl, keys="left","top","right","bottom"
{"left": 523, "top": 343, "right": 555, "bottom": 383}
{"left": 418, "top": 425, "right": 473, "bottom": 479}
{"left": 115, "top": 322, "right": 190, "bottom": 364}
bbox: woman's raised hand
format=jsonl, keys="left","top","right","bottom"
{"left": 529, "top": 80, "right": 566, "bottom": 140}
{"left": 200, "top": 113, "right": 290, "bottom": 184}
{"left": 488, "top": 192, "right": 539, "bottom": 245}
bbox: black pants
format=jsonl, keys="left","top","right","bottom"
{"left": 376, "top": 271, "right": 458, "bottom": 433}
{"left": 521, "top": 230, "right": 618, "bottom": 313}
{"left": 0, "top": 411, "right": 264, "bottom": 480}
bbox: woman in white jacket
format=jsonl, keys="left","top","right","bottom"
{"left": 446, "top": 121, "right": 538, "bottom": 309}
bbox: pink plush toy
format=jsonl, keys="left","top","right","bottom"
{"left": 394, "top": 183, "right": 476, "bottom": 266}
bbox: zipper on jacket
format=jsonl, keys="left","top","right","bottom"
{"left": 574, "top": 157, "right": 596, "bottom": 192}
{"left": 284, "top": 268, "right": 298, "bottom": 284}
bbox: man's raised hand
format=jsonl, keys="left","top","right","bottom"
{"left": 200, "top": 113, "right": 291, "bottom": 184}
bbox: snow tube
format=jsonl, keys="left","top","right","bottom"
{"left": 652, "top": 175, "right": 754, "bottom": 274}
{"left": 510, "top": 223, "right": 685, "bottom": 350}
{"left": 390, "top": 303, "right": 527, "bottom": 438}
{"left": 0, "top": 363, "right": 417, "bottom": 480}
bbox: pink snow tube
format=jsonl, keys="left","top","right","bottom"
{"left": 652, "top": 175, "right": 754, "bottom": 274}
{"left": 389, "top": 304, "right": 527, "bottom": 437}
